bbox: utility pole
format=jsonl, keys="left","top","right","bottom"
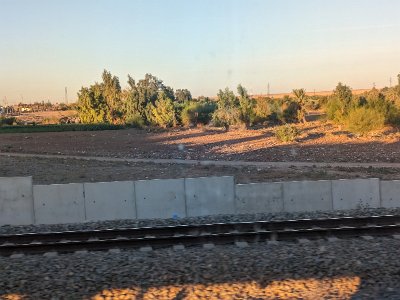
{"left": 373, "top": 82, "right": 376, "bottom": 89}
{"left": 267, "top": 82, "right": 270, "bottom": 97}
{"left": 65, "top": 87, "right": 68, "bottom": 104}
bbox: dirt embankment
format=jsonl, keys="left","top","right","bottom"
{"left": 0, "top": 121, "right": 399, "bottom": 163}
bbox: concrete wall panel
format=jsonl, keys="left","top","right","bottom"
{"left": 332, "top": 178, "right": 380, "bottom": 210}
{"left": 135, "top": 178, "right": 186, "bottom": 219}
{"left": 33, "top": 183, "right": 85, "bottom": 224}
{"left": 185, "top": 176, "right": 235, "bottom": 217}
{"left": 283, "top": 180, "right": 333, "bottom": 212}
{"left": 235, "top": 182, "right": 283, "bottom": 214}
{"left": 84, "top": 181, "right": 136, "bottom": 221}
{"left": 380, "top": 180, "right": 400, "bottom": 208}
{"left": 0, "top": 176, "right": 34, "bottom": 225}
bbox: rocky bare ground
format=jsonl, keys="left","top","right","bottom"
{"left": 0, "top": 124, "right": 400, "bottom": 163}
{"left": 1, "top": 155, "right": 400, "bottom": 186}
{"left": 1, "top": 237, "right": 400, "bottom": 299}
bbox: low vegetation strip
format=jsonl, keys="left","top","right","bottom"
{"left": 0, "top": 123, "right": 124, "bottom": 134}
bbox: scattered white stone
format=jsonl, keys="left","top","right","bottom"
{"left": 327, "top": 237, "right": 340, "bottom": 242}
{"left": 235, "top": 241, "right": 248, "bottom": 248}
{"left": 10, "top": 253, "right": 25, "bottom": 259}
{"left": 267, "top": 241, "right": 279, "bottom": 246}
{"left": 2, "top": 242, "right": 15, "bottom": 246}
{"left": 297, "top": 238, "right": 310, "bottom": 244}
{"left": 361, "top": 235, "right": 374, "bottom": 240}
{"left": 87, "top": 237, "right": 99, "bottom": 242}
{"left": 173, "top": 244, "right": 185, "bottom": 251}
{"left": 74, "top": 250, "right": 89, "bottom": 255}
{"left": 392, "top": 234, "right": 400, "bottom": 240}
{"left": 139, "top": 246, "right": 153, "bottom": 252}
{"left": 43, "top": 252, "right": 58, "bottom": 257}
{"left": 108, "top": 248, "right": 121, "bottom": 254}
{"left": 203, "top": 243, "right": 215, "bottom": 249}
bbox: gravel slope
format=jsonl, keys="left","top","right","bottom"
{"left": 1, "top": 238, "right": 400, "bottom": 299}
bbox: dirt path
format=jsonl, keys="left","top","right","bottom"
{"left": 2, "top": 152, "right": 400, "bottom": 169}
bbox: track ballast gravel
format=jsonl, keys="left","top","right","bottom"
{"left": 1, "top": 238, "right": 400, "bottom": 299}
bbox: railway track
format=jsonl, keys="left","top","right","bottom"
{"left": 1, "top": 215, "right": 400, "bottom": 256}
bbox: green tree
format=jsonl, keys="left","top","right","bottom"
{"left": 292, "top": 88, "right": 307, "bottom": 122}
{"left": 148, "top": 91, "right": 177, "bottom": 127}
{"left": 237, "top": 84, "right": 255, "bottom": 127}
{"left": 77, "top": 84, "right": 108, "bottom": 124}
{"left": 175, "top": 89, "right": 192, "bottom": 103}
{"left": 326, "top": 83, "right": 353, "bottom": 122}
{"left": 212, "top": 87, "right": 240, "bottom": 130}
{"left": 101, "top": 70, "right": 123, "bottom": 123}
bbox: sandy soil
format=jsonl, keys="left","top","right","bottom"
{"left": 1, "top": 155, "right": 399, "bottom": 185}
{"left": 0, "top": 121, "right": 399, "bottom": 163}
{"left": 1, "top": 121, "right": 400, "bottom": 184}
{"left": 15, "top": 110, "right": 77, "bottom": 124}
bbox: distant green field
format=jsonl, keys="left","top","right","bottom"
{"left": 0, "top": 123, "right": 125, "bottom": 134}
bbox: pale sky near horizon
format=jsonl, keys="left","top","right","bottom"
{"left": 1, "top": 0, "right": 400, "bottom": 103}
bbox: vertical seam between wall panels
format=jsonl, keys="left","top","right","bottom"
{"left": 31, "top": 177, "right": 36, "bottom": 224}
{"left": 183, "top": 178, "right": 188, "bottom": 218}
{"left": 82, "top": 184, "right": 87, "bottom": 221}
{"left": 233, "top": 177, "right": 237, "bottom": 214}
{"left": 281, "top": 182, "right": 285, "bottom": 212}
{"left": 378, "top": 179, "right": 382, "bottom": 208}
{"left": 330, "top": 180, "right": 334, "bottom": 211}
{"left": 133, "top": 181, "right": 138, "bottom": 219}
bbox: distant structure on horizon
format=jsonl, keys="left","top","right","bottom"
{"left": 251, "top": 88, "right": 372, "bottom": 99}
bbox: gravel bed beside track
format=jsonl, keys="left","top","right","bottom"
{"left": 2, "top": 207, "right": 400, "bottom": 235}
{"left": 1, "top": 237, "right": 400, "bottom": 299}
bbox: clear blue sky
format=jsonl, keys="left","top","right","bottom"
{"left": 1, "top": 0, "right": 400, "bottom": 103}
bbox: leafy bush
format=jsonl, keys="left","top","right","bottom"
{"left": 274, "top": 124, "right": 300, "bottom": 142}
{"left": 0, "top": 117, "right": 16, "bottom": 126}
{"left": 124, "top": 112, "right": 144, "bottom": 128}
{"left": 344, "top": 107, "right": 385, "bottom": 135}
{"left": 148, "top": 93, "right": 177, "bottom": 128}
{"left": 181, "top": 102, "right": 199, "bottom": 127}
{"left": 281, "top": 100, "right": 300, "bottom": 123}
{"left": 211, "top": 107, "right": 240, "bottom": 129}
{"left": 0, "top": 123, "right": 124, "bottom": 134}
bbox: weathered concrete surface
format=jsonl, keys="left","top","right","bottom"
{"left": 332, "top": 178, "right": 380, "bottom": 210}
{"left": 135, "top": 178, "right": 186, "bottom": 219}
{"left": 33, "top": 183, "right": 85, "bottom": 224}
{"left": 283, "top": 180, "right": 333, "bottom": 212}
{"left": 380, "top": 180, "right": 400, "bottom": 208}
{"left": 185, "top": 176, "right": 235, "bottom": 217}
{"left": 84, "top": 181, "right": 136, "bottom": 221}
{"left": 0, "top": 176, "right": 34, "bottom": 225}
{"left": 235, "top": 182, "right": 283, "bottom": 214}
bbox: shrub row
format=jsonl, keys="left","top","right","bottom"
{"left": 0, "top": 123, "right": 124, "bottom": 134}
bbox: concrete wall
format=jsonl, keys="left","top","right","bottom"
{"left": 3, "top": 176, "right": 400, "bottom": 226}
{"left": 0, "top": 176, "right": 34, "bottom": 225}
{"left": 135, "top": 178, "right": 186, "bottom": 219}
{"left": 84, "top": 181, "right": 136, "bottom": 221}
{"left": 283, "top": 180, "right": 333, "bottom": 212}
{"left": 235, "top": 182, "right": 283, "bottom": 214}
{"left": 380, "top": 180, "right": 400, "bottom": 208}
{"left": 332, "top": 178, "right": 380, "bottom": 210}
{"left": 33, "top": 183, "right": 85, "bottom": 224}
{"left": 185, "top": 176, "right": 235, "bottom": 217}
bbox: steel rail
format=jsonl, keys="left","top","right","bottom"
{"left": 0, "top": 224, "right": 399, "bottom": 256}
{"left": 0, "top": 216, "right": 400, "bottom": 256}
{"left": 0, "top": 214, "right": 398, "bottom": 245}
